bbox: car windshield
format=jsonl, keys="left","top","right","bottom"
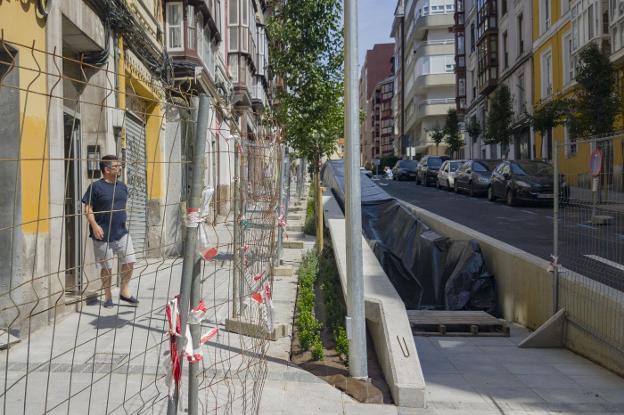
{"left": 427, "top": 157, "right": 443, "bottom": 168}
{"left": 399, "top": 160, "right": 418, "bottom": 168}
{"left": 511, "top": 161, "right": 553, "bottom": 176}
{"left": 472, "top": 161, "right": 493, "bottom": 172}
{"left": 449, "top": 161, "right": 463, "bottom": 172}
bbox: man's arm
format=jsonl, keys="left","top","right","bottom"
{"left": 84, "top": 204, "right": 104, "bottom": 240}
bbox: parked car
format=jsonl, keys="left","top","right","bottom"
{"left": 488, "top": 160, "right": 570, "bottom": 206}
{"left": 392, "top": 159, "right": 419, "bottom": 181}
{"left": 416, "top": 155, "right": 449, "bottom": 186}
{"left": 437, "top": 159, "right": 466, "bottom": 190}
{"left": 360, "top": 166, "right": 373, "bottom": 178}
{"left": 454, "top": 159, "right": 499, "bottom": 196}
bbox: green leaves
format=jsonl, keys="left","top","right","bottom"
{"left": 444, "top": 108, "right": 463, "bottom": 158}
{"left": 485, "top": 84, "right": 514, "bottom": 156}
{"left": 466, "top": 115, "right": 481, "bottom": 143}
{"left": 267, "top": 0, "right": 344, "bottom": 169}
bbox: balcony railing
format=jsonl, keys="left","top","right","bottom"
{"left": 417, "top": 98, "right": 455, "bottom": 113}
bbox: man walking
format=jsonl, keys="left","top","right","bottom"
{"left": 82, "top": 155, "right": 139, "bottom": 308}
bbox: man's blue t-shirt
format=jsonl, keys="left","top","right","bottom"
{"left": 81, "top": 179, "right": 129, "bottom": 242}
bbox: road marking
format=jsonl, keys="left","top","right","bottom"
{"left": 521, "top": 210, "right": 537, "bottom": 215}
{"left": 577, "top": 223, "right": 598, "bottom": 230}
{"left": 378, "top": 183, "right": 389, "bottom": 187}
{"left": 545, "top": 215, "right": 553, "bottom": 219}
{"left": 584, "top": 255, "right": 624, "bottom": 272}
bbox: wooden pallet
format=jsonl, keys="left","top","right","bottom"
{"left": 407, "top": 310, "right": 510, "bottom": 337}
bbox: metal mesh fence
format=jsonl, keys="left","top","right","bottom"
{"left": 0, "top": 37, "right": 283, "bottom": 414}
{"left": 554, "top": 135, "right": 624, "bottom": 359}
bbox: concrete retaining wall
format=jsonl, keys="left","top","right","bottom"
{"left": 323, "top": 194, "right": 426, "bottom": 408}
{"left": 401, "top": 201, "right": 624, "bottom": 377}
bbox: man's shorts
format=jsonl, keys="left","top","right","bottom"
{"left": 93, "top": 233, "right": 137, "bottom": 270}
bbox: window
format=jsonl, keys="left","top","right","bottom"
{"left": 561, "top": 0, "right": 570, "bottom": 15}
{"left": 517, "top": 72, "right": 526, "bottom": 113}
{"left": 229, "top": 0, "right": 238, "bottom": 24}
{"left": 540, "top": 0, "right": 551, "bottom": 34}
{"left": 470, "top": 23, "right": 475, "bottom": 52}
{"left": 503, "top": 31, "right": 508, "bottom": 69}
{"left": 166, "top": 2, "right": 184, "bottom": 51}
{"left": 187, "top": 6, "right": 197, "bottom": 50}
{"left": 541, "top": 50, "right": 552, "bottom": 97}
{"left": 501, "top": 0, "right": 507, "bottom": 16}
{"left": 563, "top": 32, "right": 573, "bottom": 85}
{"left": 564, "top": 121, "right": 577, "bottom": 158}
{"left": 588, "top": 4, "right": 594, "bottom": 39}
{"left": 518, "top": 14, "right": 524, "bottom": 55}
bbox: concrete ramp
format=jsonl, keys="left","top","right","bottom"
{"left": 323, "top": 193, "right": 426, "bottom": 408}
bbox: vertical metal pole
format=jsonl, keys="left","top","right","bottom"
{"left": 275, "top": 145, "right": 288, "bottom": 266}
{"left": 553, "top": 141, "right": 559, "bottom": 314}
{"left": 344, "top": 0, "right": 368, "bottom": 380}
{"left": 167, "top": 94, "right": 210, "bottom": 415}
{"left": 232, "top": 138, "right": 240, "bottom": 318}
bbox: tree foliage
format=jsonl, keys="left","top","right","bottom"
{"left": 485, "top": 84, "right": 514, "bottom": 157}
{"left": 444, "top": 108, "right": 463, "bottom": 158}
{"left": 429, "top": 124, "right": 445, "bottom": 155}
{"left": 466, "top": 115, "right": 481, "bottom": 144}
{"left": 267, "top": 0, "right": 344, "bottom": 170}
{"left": 531, "top": 43, "right": 619, "bottom": 139}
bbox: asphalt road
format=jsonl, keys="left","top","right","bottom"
{"left": 376, "top": 177, "right": 624, "bottom": 292}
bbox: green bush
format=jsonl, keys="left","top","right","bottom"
{"left": 296, "top": 252, "right": 323, "bottom": 355}
{"left": 303, "top": 188, "right": 316, "bottom": 236}
{"left": 311, "top": 337, "right": 325, "bottom": 361}
{"left": 334, "top": 326, "right": 349, "bottom": 364}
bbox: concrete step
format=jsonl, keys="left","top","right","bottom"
{"left": 283, "top": 240, "right": 304, "bottom": 249}
{"left": 288, "top": 214, "right": 303, "bottom": 221}
{"left": 286, "top": 225, "right": 303, "bottom": 232}
{"left": 285, "top": 231, "right": 304, "bottom": 239}
{"left": 273, "top": 265, "right": 294, "bottom": 277}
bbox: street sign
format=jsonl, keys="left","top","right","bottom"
{"left": 590, "top": 148, "right": 602, "bottom": 177}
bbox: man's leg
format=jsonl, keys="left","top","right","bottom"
{"left": 119, "top": 262, "right": 134, "bottom": 298}
{"left": 101, "top": 268, "right": 113, "bottom": 301}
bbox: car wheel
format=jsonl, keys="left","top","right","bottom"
{"left": 488, "top": 186, "right": 496, "bottom": 202}
{"left": 469, "top": 182, "right": 475, "bottom": 197}
{"left": 454, "top": 182, "right": 459, "bottom": 193}
{"left": 436, "top": 180, "right": 440, "bottom": 189}
{"left": 423, "top": 177, "right": 429, "bottom": 187}
{"left": 446, "top": 180, "right": 451, "bottom": 191}
{"left": 506, "top": 189, "right": 517, "bottom": 206}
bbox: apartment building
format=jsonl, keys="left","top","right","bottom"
{"left": 402, "top": 0, "right": 456, "bottom": 158}
{"left": 359, "top": 43, "right": 394, "bottom": 166}
{"left": 372, "top": 76, "right": 396, "bottom": 159}
{"left": 391, "top": 0, "right": 407, "bottom": 156}
{"left": 454, "top": 0, "right": 532, "bottom": 160}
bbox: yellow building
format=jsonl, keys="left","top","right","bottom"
{"left": 533, "top": 0, "right": 623, "bottom": 187}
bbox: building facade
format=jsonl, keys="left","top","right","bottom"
{"left": 359, "top": 43, "right": 394, "bottom": 166}
{"left": 0, "top": 0, "right": 276, "bottom": 334}
{"left": 454, "top": 0, "right": 534, "bottom": 160}
{"left": 402, "top": 0, "right": 456, "bottom": 158}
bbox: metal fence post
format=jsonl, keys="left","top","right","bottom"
{"left": 167, "top": 94, "right": 210, "bottom": 415}
{"left": 275, "top": 145, "right": 288, "bottom": 266}
{"left": 553, "top": 140, "right": 559, "bottom": 314}
{"left": 232, "top": 138, "right": 240, "bottom": 318}
{"left": 344, "top": 0, "right": 368, "bottom": 380}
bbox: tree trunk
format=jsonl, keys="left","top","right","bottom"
{"left": 315, "top": 169, "right": 323, "bottom": 251}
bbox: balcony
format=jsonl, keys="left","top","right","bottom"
{"left": 406, "top": 98, "right": 455, "bottom": 128}
{"left": 413, "top": 72, "right": 455, "bottom": 91}
{"left": 250, "top": 77, "right": 267, "bottom": 112}
{"left": 414, "top": 13, "right": 455, "bottom": 39}
{"left": 413, "top": 39, "right": 455, "bottom": 59}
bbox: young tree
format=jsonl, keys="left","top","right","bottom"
{"left": 572, "top": 43, "right": 619, "bottom": 137}
{"left": 466, "top": 115, "right": 481, "bottom": 148}
{"left": 485, "top": 84, "right": 514, "bottom": 158}
{"left": 444, "top": 108, "right": 463, "bottom": 158}
{"left": 267, "top": 0, "right": 343, "bottom": 248}
{"left": 429, "top": 124, "right": 445, "bottom": 156}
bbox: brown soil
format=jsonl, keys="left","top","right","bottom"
{"left": 290, "top": 275, "right": 393, "bottom": 404}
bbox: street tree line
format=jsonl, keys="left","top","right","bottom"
{"left": 435, "top": 43, "right": 620, "bottom": 159}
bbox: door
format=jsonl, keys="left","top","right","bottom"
{"left": 64, "top": 114, "right": 82, "bottom": 293}
{"left": 124, "top": 113, "right": 148, "bottom": 260}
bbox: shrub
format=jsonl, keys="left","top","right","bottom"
{"left": 295, "top": 252, "right": 322, "bottom": 353}
{"left": 334, "top": 326, "right": 349, "bottom": 364}
{"left": 303, "top": 188, "right": 316, "bottom": 236}
{"left": 311, "top": 337, "right": 325, "bottom": 361}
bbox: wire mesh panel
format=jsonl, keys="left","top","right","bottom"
{"left": 554, "top": 136, "right": 624, "bottom": 359}
{"left": 0, "top": 36, "right": 281, "bottom": 415}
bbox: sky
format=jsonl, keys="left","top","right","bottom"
{"left": 358, "top": 0, "right": 396, "bottom": 66}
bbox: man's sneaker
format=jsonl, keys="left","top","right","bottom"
{"left": 103, "top": 299, "right": 114, "bottom": 308}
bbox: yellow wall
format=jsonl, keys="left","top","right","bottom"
{"left": 0, "top": 2, "right": 49, "bottom": 233}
